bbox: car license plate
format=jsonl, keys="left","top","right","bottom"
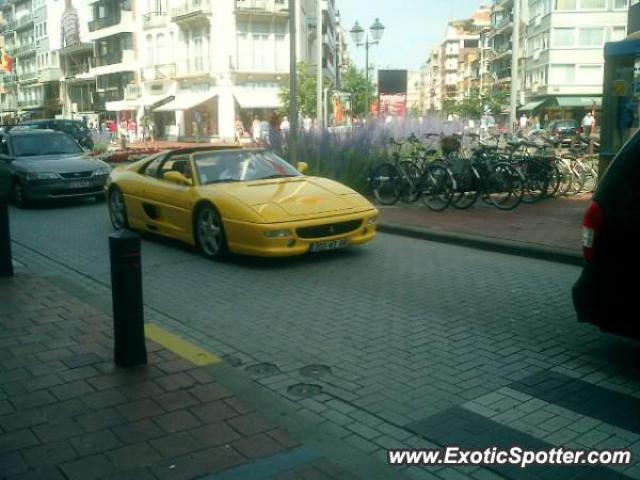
{"left": 67, "top": 180, "right": 92, "bottom": 189}
{"left": 309, "top": 239, "right": 349, "bottom": 253}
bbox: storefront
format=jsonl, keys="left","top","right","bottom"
{"left": 153, "top": 91, "right": 219, "bottom": 142}
{"left": 233, "top": 87, "right": 281, "bottom": 136}
{"left": 600, "top": 36, "right": 640, "bottom": 173}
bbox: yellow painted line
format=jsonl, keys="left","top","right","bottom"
{"left": 145, "top": 324, "right": 222, "bottom": 366}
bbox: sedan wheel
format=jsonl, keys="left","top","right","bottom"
{"left": 12, "top": 181, "right": 28, "bottom": 208}
{"left": 109, "top": 187, "right": 128, "bottom": 230}
{"left": 196, "top": 205, "right": 227, "bottom": 260}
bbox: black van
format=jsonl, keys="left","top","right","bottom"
{"left": 573, "top": 130, "right": 640, "bottom": 339}
{"left": 14, "top": 119, "right": 94, "bottom": 150}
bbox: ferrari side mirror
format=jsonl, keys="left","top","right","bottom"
{"left": 296, "top": 162, "right": 308, "bottom": 174}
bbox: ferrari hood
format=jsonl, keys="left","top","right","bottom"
{"left": 220, "top": 176, "right": 373, "bottom": 222}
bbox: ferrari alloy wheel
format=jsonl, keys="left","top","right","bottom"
{"left": 196, "top": 205, "right": 228, "bottom": 260}
{"left": 109, "top": 187, "right": 128, "bottom": 230}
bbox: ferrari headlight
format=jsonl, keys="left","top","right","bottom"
{"left": 26, "top": 172, "right": 61, "bottom": 181}
{"left": 92, "top": 167, "right": 111, "bottom": 176}
{"left": 367, "top": 215, "right": 379, "bottom": 225}
{"left": 263, "top": 229, "right": 292, "bottom": 238}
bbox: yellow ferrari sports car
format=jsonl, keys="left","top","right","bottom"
{"left": 106, "top": 146, "right": 378, "bottom": 259}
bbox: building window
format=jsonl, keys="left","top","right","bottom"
{"left": 579, "top": 0, "right": 605, "bottom": 8}
{"left": 611, "top": 26, "right": 627, "bottom": 41}
{"left": 578, "top": 28, "right": 604, "bottom": 46}
{"left": 555, "top": 0, "right": 576, "bottom": 10}
{"left": 577, "top": 65, "right": 602, "bottom": 84}
{"left": 553, "top": 28, "right": 575, "bottom": 46}
{"left": 551, "top": 64, "right": 575, "bottom": 84}
{"left": 615, "top": 0, "right": 628, "bottom": 7}
{"left": 146, "top": 34, "right": 154, "bottom": 66}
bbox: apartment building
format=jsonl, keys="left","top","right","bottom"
{"left": 438, "top": 6, "right": 490, "bottom": 105}
{"left": 0, "top": 0, "right": 63, "bottom": 120}
{"left": 522, "top": 0, "right": 629, "bottom": 121}
{"left": 425, "top": 46, "right": 440, "bottom": 111}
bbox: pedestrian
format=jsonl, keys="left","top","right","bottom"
{"left": 533, "top": 115, "right": 541, "bottom": 132}
{"left": 235, "top": 117, "right": 244, "bottom": 143}
{"left": 192, "top": 110, "right": 202, "bottom": 141}
{"left": 265, "top": 112, "right": 282, "bottom": 153}
{"left": 581, "top": 111, "right": 594, "bottom": 137}
{"left": 251, "top": 115, "right": 261, "bottom": 146}
{"left": 280, "top": 116, "right": 290, "bottom": 143}
{"left": 108, "top": 121, "right": 117, "bottom": 144}
{"left": 519, "top": 113, "right": 528, "bottom": 131}
{"left": 302, "top": 115, "right": 312, "bottom": 133}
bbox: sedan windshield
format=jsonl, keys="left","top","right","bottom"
{"left": 11, "top": 134, "right": 83, "bottom": 157}
{"left": 193, "top": 150, "right": 302, "bottom": 185}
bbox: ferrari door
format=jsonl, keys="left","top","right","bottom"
{"left": 137, "top": 154, "right": 195, "bottom": 242}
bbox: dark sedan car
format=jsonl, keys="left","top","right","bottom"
{"left": 573, "top": 130, "right": 640, "bottom": 339}
{"left": 11, "top": 119, "right": 94, "bottom": 150}
{"left": 546, "top": 119, "right": 579, "bottom": 145}
{"left": 0, "top": 130, "right": 110, "bottom": 207}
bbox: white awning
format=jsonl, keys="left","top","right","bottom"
{"left": 105, "top": 99, "right": 139, "bottom": 112}
{"left": 139, "top": 94, "right": 173, "bottom": 107}
{"left": 154, "top": 91, "right": 218, "bottom": 112}
{"left": 233, "top": 88, "right": 281, "bottom": 109}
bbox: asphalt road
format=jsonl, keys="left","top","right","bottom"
{"left": 8, "top": 199, "right": 640, "bottom": 480}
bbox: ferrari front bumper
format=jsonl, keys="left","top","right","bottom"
{"left": 223, "top": 210, "right": 378, "bottom": 257}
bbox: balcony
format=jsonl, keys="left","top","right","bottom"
{"left": 87, "top": 11, "right": 134, "bottom": 41}
{"left": 235, "top": 0, "right": 288, "bottom": 16}
{"left": 18, "top": 70, "right": 37, "bottom": 82}
{"left": 143, "top": 63, "right": 176, "bottom": 81}
{"left": 4, "top": 19, "right": 16, "bottom": 30}
{"left": 14, "top": 44, "right": 36, "bottom": 57}
{"left": 15, "top": 15, "right": 33, "bottom": 31}
{"left": 142, "top": 11, "right": 169, "bottom": 29}
{"left": 18, "top": 97, "right": 44, "bottom": 109}
{"left": 39, "top": 67, "right": 62, "bottom": 83}
{"left": 171, "top": 0, "right": 211, "bottom": 25}
{"left": 124, "top": 83, "right": 140, "bottom": 100}
{"left": 90, "top": 49, "right": 136, "bottom": 77}
{"left": 64, "top": 62, "right": 92, "bottom": 78}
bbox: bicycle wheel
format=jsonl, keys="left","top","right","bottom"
{"left": 451, "top": 166, "right": 481, "bottom": 210}
{"left": 552, "top": 159, "right": 572, "bottom": 197}
{"left": 398, "top": 160, "right": 420, "bottom": 204}
{"left": 487, "top": 163, "right": 523, "bottom": 211}
{"left": 370, "top": 163, "right": 401, "bottom": 205}
{"left": 521, "top": 162, "right": 548, "bottom": 204}
{"left": 419, "top": 164, "right": 454, "bottom": 211}
{"left": 580, "top": 165, "right": 598, "bottom": 193}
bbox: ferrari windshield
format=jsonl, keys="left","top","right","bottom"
{"left": 11, "top": 133, "right": 83, "bottom": 157}
{"left": 193, "top": 150, "right": 302, "bottom": 185}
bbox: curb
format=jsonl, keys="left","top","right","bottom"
{"left": 378, "top": 222, "right": 584, "bottom": 267}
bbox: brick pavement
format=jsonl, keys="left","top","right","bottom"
{"left": 378, "top": 195, "right": 589, "bottom": 254}
{"left": 0, "top": 273, "right": 367, "bottom": 480}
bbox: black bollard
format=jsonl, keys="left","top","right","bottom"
{"left": 109, "top": 229, "right": 147, "bottom": 367}
{"left": 0, "top": 195, "right": 13, "bottom": 278}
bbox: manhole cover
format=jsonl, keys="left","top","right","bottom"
{"left": 287, "top": 383, "right": 323, "bottom": 398}
{"left": 245, "top": 363, "right": 280, "bottom": 376}
{"left": 222, "top": 355, "right": 244, "bottom": 367}
{"left": 299, "top": 364, "right": 332, "bottom": 379}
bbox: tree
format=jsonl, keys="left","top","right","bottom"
{"left": 279, "top": 62, "right": 332, "bottom": 118}
{"left": 482, "top": 88, "right": 508, "bottom": 116}
{"left": 459, "top": 93, "right": 483, "bottom": 120}
{"left": 441, "top": 98, "right": 459, "bottom": 118}
{"left": 340, "top": 65, "right": 375, "bottom": 117}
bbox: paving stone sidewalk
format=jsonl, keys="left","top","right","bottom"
{"left": 379, "top": 195, "right": 590, "bottom": 255}
{"left": 0, "top": 273, "right": 361, "bottom": 480}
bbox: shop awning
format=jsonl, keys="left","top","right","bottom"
{"left": 139, "top": 94, "right": 173, "bottom": 108}
{"left": 154, "top": 91, "right": 218, "bottom": 112}
{"left": 518, "top": 99, "right": 546, "bottom": 112}
{"left": 233, "top": 88, "right": 281, "bottom": 109}
{"left": 105, "top": 99, "right": 139, "bottom": 112}
{"left": 553, "top": 96, "right": 602, "bottom": 109}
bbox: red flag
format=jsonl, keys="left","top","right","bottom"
{"left": 1, "top": 49, "right": 13, "bottom": 73}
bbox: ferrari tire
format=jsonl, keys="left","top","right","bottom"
{"left": 108, "top": 187, "right": 129, "bottom": 230}
{"left": 195, "top": 204, "right": 228, "bottom": 260}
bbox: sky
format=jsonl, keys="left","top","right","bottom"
{"left": 338, "top": 0, "right": 485, "bottom": 72}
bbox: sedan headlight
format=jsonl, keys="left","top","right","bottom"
{"left": 263, "top": 229, "right": 292, "bottom": 238}
{"left": 367, "top": 215, "right": 379, "bottom": 225}
{"left": 26, "top": 172, "right": 61, "bottom": 181}
{"left": 92, "top": 167, "right": 111, "bottom": 176}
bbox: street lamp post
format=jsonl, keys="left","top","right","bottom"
{"left": 350, "top": 18, "right": 385, "bottom": 118}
